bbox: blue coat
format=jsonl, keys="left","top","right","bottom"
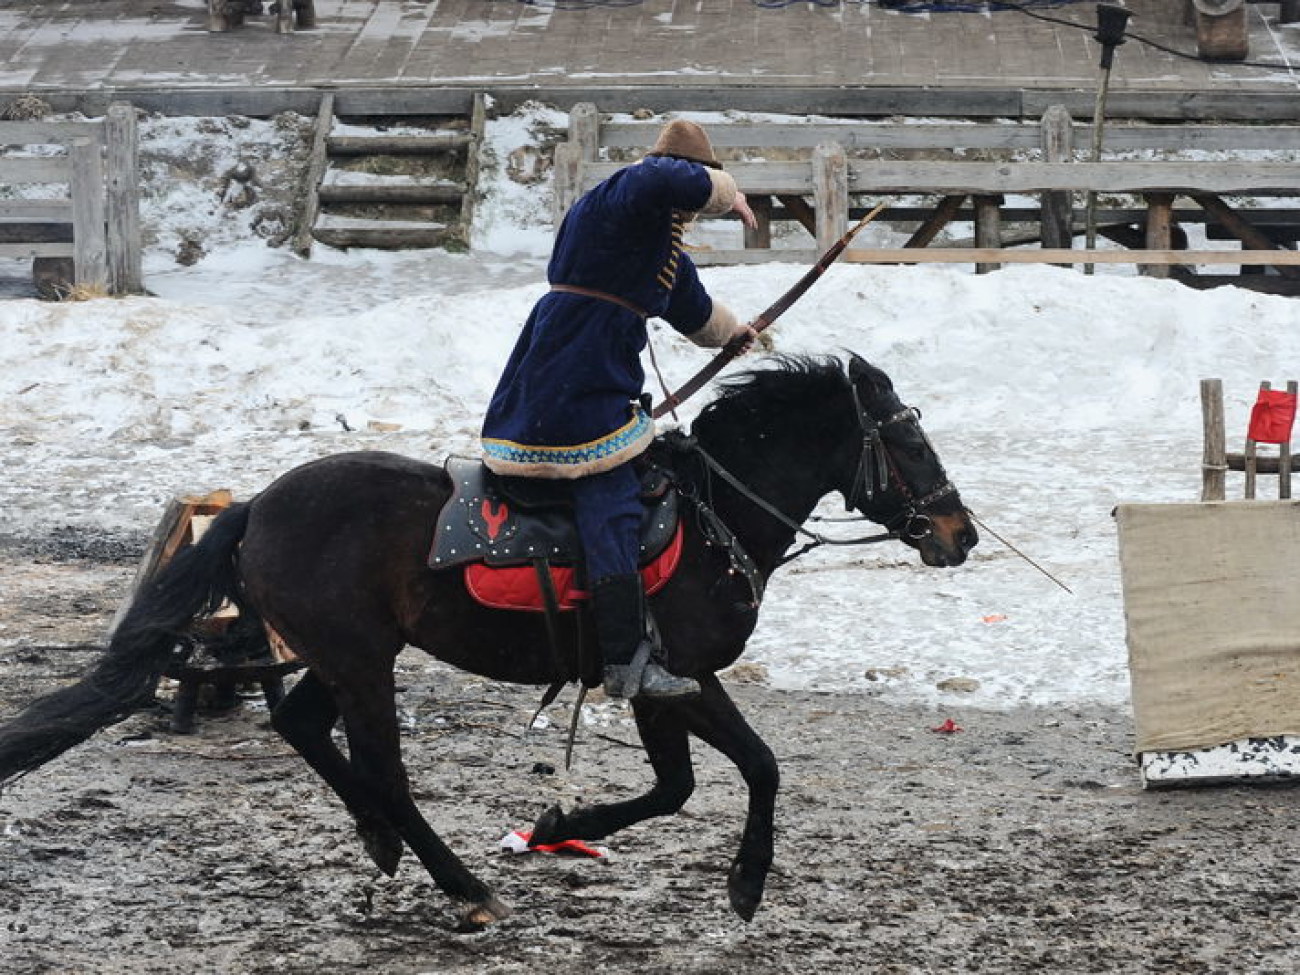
{"left": 481, "top": 156, "right": 724, "bottom": 478}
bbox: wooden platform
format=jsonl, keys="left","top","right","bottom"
{"left": 2, "top": 1, "right": 1299, "bottom": 120}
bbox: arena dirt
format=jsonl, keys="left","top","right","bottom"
{"left": 2, "top": 540, "right": 1299, "bottom": 975}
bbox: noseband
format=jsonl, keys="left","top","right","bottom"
{"left": 845, "top": 385, "right": 958, "bottom": 542}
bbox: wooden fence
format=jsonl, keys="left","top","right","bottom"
{"left": 0, "top": 102, "right": 142, "bottom": 295}
{"left": 554, "top": 104, "right": 1300, "bottom": 286}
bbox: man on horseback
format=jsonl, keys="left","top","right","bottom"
{"left": 481, "top": 119, "right": 758, "bottom": 699}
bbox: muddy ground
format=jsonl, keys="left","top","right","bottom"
{"left": 2, "top": 536, "right": 1299, "bottom": 975}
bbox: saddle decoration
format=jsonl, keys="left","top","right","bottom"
{"left": 429, "top": 457, "right": 683, "bottom": 613}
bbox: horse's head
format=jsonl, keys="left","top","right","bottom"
{"left": 840, "top": 354, "right": 977, "bottom": 567}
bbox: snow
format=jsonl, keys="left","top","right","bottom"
{"left": 3, "top": 106, "right": 1299, "bottom": 713}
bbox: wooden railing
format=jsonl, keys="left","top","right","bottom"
{"left": 0, "top": 102, "right": 142, "bottom": 295}
{"left": 554, "top": 103, "right": 1300, "bottom": 285}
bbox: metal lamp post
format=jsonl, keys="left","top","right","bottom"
{"left": 1084, "top": 3, "right": 1132, "bottom": 274}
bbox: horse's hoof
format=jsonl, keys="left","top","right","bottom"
{"left": 529, "top": 804, "right": 567, "bottom": 846}
{"left": 727, "top": 861, "right": 766, "bottom": 922}
{"left": 359, "top": 823, "right": 404, "bottom": 877}
{"left": 454, "top": 895, "right": 511, "bottom": 932}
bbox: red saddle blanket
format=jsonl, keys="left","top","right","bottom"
{"left": 464, "top": 523, "right": 684, "bottom": 612}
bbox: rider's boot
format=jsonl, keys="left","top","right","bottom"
{"left": 591, "top": 573, "right": 699, "bottom": 699}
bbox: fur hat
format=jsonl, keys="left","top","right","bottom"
{"left": 646, "top": 120, "right": 722, "bottom": 169}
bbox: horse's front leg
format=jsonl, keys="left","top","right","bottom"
{"left": 530, "top": 694, "right": 695, "bottom": 844}
{"left": 679, "top": 674, "right": 779, "bottom": 921}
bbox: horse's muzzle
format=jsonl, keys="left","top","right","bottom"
{"left": 916, "top": 513, "right": 978, "bottom": 567}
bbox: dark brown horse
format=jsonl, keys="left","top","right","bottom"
{"left": 0, "top": 353, "right": 977, "bottom": 928}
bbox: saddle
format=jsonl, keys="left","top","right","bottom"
{"left": 428, "top": 457, "right": 682, "bottom": 612}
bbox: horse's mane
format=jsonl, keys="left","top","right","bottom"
{"left": 693, "top": 354, "right": 851, "bottom": 433}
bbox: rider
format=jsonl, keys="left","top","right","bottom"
{"left": 481, "top": 119, "right": 758, "bottom": 699}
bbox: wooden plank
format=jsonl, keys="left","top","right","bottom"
{"left": 317, "top": 181, "right": 465, "bottom": 204}
{"left": 69, "top": 137, "right": 107, "bottom": 289}
{"left": 326, "top": 133, "right": 472, "bottom": 155}
{"left": 105, "top": 102, "right": 142, "bottom": 295}
{"left": 293, "top": 91, "right": 334, "bottom": 258}
{"left": 1201, "top": 379, "right": 1227, "bottom": 502}
{"left": 0, "top": 157, "right": 72, "bottom": 184}
{"left": 0, "top": 121, "right": 100, "bottom": 145}
{"left": 689, "top": 248, "right": 819, "bottom": 267}
{"left": 0, "top": 242, "right": 75, "bottom": 258}
{"left": 599, "top": 122, "right": 1043, "bottom": 152}
{"left": 849, "top": 160, "right": 1300, "bottom": 195}
{"left": 0, "top": 201, "right": 74, "bottom": 220}
{"left": 840, "top": 248, "right": 1300, "bottom": 266}
{"left": 582, "top": 160, "right": 812, "bottom": 195}
{"left": 25, "top": 87, "right": 1300, "bottom": 126}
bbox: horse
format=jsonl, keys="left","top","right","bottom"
{"left": 0, "top": 352, "right": 978, "bottom": 929}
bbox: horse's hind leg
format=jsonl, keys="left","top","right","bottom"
{"left": 271, "top": 670, "right": 404, "bottom": 875}
{"left": 531, "top": 697, "right": 695, "bottom": 843}
{"left": 323, "top": 645, "right": 508, "bottom": 927}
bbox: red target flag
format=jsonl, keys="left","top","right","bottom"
{"left": 1247, "top": 389, "right": 1298, "bottom": 445}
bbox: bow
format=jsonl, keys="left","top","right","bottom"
{"left": 651, "top": 201, "right": 886, "bottom": 420}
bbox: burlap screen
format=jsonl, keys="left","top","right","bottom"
{"left": 1115, "top": 501, "right": 1300, "bottom": 754}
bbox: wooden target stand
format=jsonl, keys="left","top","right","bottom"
{"left": 111, "top": 491, "right": 301, "bottom": 734}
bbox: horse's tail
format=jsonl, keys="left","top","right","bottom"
{"left": 0, "top": 502, "right": 254, "bottom": 788}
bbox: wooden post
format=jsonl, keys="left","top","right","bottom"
{"left": 1201, "top": 378, "right": 1226, "bottom": 502}
{"left": 569, "top": 103, "right": 599, "bottom": 162}
{"left": 1192, "top": 0, "right": 1247, "bottom": 62}
{"left": 1282, "top": 380, "right": 1297, "bottom": 499}
{"left": 69, "top": 137, "right": 108, "bottom": 290}
{"left": 458, "top": 91, "right": 487, "bottom": 239}
{"left": 1143, "top": 193, "right": 1174, "bottom": 279}
{"left": 105, "top": 103, "right": 142, "bottom": 295}
{"left": 1245, "top": 380, "right": 1268, "bottom": 500}
{"left": 1039, "top": 105, "right": 1074, "bottom": 260}
{"left": 276, "top": 0, "right": 295, "bottom": 33}
{"left": 295, "top": 0, "right": 317, "bottom": 29}
{"left": 552, "top": 141, "right": 582, "bottom": 227}
{"left": 974, "top": 195, "right": 1002, "bottom": 273}
{"left": 208, "top": 0, "right": 230, "bottom": 31}
{"left": 744, "top": 195, "right": 772, "bottom": 250}
{"left": 293, "top": 91, "right": 335, "bottom": 258}
{"left": 812, "top": 141, "right": 847, "bottom": 255}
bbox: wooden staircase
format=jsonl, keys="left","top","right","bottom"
{"left": 294, "top": 92, "right": 485, "bottom": 255}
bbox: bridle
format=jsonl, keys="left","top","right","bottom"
{"left": 843, "top": 382, "right": 959, "bottom": 544}
{"left": 685, "top": 372, "right": 959, "bottom": 568}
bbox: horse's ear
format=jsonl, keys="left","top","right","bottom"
{"left": 848, "top": 353, "right": 893, "bottom": 392}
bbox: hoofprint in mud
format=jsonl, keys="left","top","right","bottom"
{"left": 3, "top": 109, "right": 1300, "bottom": 972}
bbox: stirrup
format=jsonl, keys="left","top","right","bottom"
{"left": 603, "top": 639, "right": 699, "bottom": 699}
